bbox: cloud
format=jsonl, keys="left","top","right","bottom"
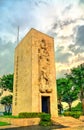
{"left": 58, "top": 35, "right": 73, "bottom": 40}
{"left": 0, "top": 38, "right": 16, "bottom": 75}
{"left": 56, "top": 51, "right": 72, "bottom": 63}
{"left": 75, "top": 25, "right": 84, "bottom": 46}
{"left": 68, "top": 25, "right": 84, "bottom": 55}
{"left": 0, "top": 0, "right": 84, "bottom": 78}
{"left": 68, "top": 44, "right": 84, "bottom": 55}
{"left": 0, "top": 0, "right": 41, "bottom": 40}
{"left": 55, "top": 45, "right": 72, "bottom": 63}
{"left": 34, "top": 0, "right": 48, "bottom": 6}
{"left": 79, "top": 0, "right": 84, "bottom": 5}
{"left": 62, "top": 4, "right": 73, "bottom": 14}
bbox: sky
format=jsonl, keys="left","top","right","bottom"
{"left": 0, "top": 0, "right": 84, "bottom": 78}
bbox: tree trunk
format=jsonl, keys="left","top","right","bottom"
{"left": 4, "top": 104, "right": 7, "bottom": 112}
{"left": 80, "top": 88, "right": 84, "bottom": 115}
{"left": 82, "top": 98, "right": 84, "bottom": 115}
{"left": 68, "top": 102, "right": 72, "bottom": 111}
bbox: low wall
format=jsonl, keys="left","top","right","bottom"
{"left": 0, "top": 117, "right": 40, "bottom": 126}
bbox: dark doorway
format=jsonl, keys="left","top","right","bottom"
{"left": 42, "top": 96, "right": 50, "bottom": 113}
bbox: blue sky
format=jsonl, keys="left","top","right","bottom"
{"left": 0, "top": 0, "right": 84, "bottom": 78}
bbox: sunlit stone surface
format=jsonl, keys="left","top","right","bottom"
{"left": 12, "top": 28, "right": 58, "bottom": 118}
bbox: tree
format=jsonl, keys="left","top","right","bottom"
{"left": 0, "top": 95, "right": 12, "bottom": 114}
{"left": 0, "top": 74, "right": 13, "bottom": 92}
{"left": 57, "top": 77, "right": 78, "bottom": 111}
{"left": 68, "top": 63, "right": 84, "bottom": 114}
{"left": 57, "top": 78, "right": 65, "bottom": 113}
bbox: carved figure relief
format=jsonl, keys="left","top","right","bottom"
{"left": 38, "top": 39, "right": 52, "bottom": 93}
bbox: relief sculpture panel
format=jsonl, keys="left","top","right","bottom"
{"left": 38, "top": 39, "right": 52, "bottom": 93}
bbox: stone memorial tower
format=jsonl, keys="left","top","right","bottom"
{"left": 12, "top": 28, "right": 58, "bottom": 117}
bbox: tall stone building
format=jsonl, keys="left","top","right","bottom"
{"left": 12, "top": 28, "right": 58, "bottom": 117}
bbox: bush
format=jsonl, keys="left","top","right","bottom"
{"left": 18, "top": 112, "right": 42, "bottom": 118}
{"left": 39, "top": 113, "right": 52, "bottom": 126}
{"left": 39, "top": 120, "right": 52, "bottom": 126}
{"left": 63, "top": 111, "right": 82, "bottom": 118}
{"left": 63, "top": 111, "right": 70, "bottom": 116}
{"left": 3, "top": 112, "right": 12, "bottom": 116}
{"left": 71, "top": 103, "right": 82, "bottom": 111}
{"left": 70, "top": 111, "right": 82, "bottom": 118}
{"left": 40, "top": 113, "right": 51, "bottom": 121}
{"left": 18, "top": 112, "right": 52, "bottom": 126}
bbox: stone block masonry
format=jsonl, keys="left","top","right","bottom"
{"left": 12, "top": 28, "right": 58, "bottom": 118}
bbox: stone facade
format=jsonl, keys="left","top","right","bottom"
{"left": 12, "top": 28, "right": 58, "bottom": 117}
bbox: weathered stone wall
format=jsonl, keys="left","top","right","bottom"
{"left": 0, "top": 117, "right": 40, "bottom": 126}
{"left": 12, "top": 31, "right": 32, "bottom": 115}
{"left": 12, "top": 28, "right": 58, "bottom": 117}
{"left": 31, "top": 29, "right": 58, "bottom": 117}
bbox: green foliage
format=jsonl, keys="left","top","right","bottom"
{"left": 0, "top": 95, "right": 12, "bottom": 105}
{"left": 18, "top": 112, "right": 42, "bottom": 118}
{"left": 63, "top": 111, "right": 82, "bottom": 118}
{"left": 3, "top": 112, "right": 12, "bottom": 115}
{"left": 57, "top": 63, "right": 84, "bottom": 112}
{"left": 0, "top": 115, "right": 18, "bottom": 118}
{"left": 0, "top": 74, "right": 13, "bottom": 92}
{"left": 19, "top": 112, "right": 52, "bottom": 126}
{"left": 67, "top": 63, "right": 84, "bottom": 114}
{"left": 39, "top": 120, "right": 52, "bottom": 126}
{"left": 40, "top": 113, "right": 51, "bottom": 121}
{"left": 63, "top": 103, "right": 83, "bottom": 118}
{"left": 39, "top": 113, "right": 52, "bottom": 126}
{"left": 0, "top": 121, "right": 10, "bottom": 126}
{"left": 67, "top": 64, "right": 84, "bottom": 99}
{"left": 0, "top": 95, "right": 12, "bottom": 114}
{"left": 71, "top": 102, "right": 82, "bottom": 111}
{"left": 57, "top": 77, "right": 78, "bottom": 111}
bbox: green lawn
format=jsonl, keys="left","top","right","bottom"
{"left": 0, "top": 115, "right": 19, "bottom": 118}
{"left": 0, "top": 121, "right": 10, "bottom": 126}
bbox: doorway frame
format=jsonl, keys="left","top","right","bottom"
{"left": 41, "top": 95, "right": 50, "bottom": 113}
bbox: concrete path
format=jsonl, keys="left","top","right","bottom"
{"left": 0, "top": 125, "right": 19, "bottom": 129}
{"left": 52, "top": 116, "right": 84, "bottom": 128}
{"left": 0, "top": 116, "right": 84, "bottom": 130}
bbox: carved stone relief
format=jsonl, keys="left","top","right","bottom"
{"left": 38, "top": 39, "right": 52, "bottom": 93}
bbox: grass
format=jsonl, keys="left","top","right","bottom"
{"left": 0, "top": 115, "right": 19, "bottom": 118}
{"left": 0, "top": 121, "right": 10, "bottom": 126}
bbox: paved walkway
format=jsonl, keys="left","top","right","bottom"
{"left": 56, "top": 126, "right": 84, "bottom": 130}
{"left": 0, "top": 125, "right": 84, "bottom": 130}
{"left": 0, "top": 125, "right": 18, "bottom": 129}
{"left": 0, "top": 116, "right": 84, "bottom": 130}
{"left": 52, "top": 116, "right": 84, "bottom": 129}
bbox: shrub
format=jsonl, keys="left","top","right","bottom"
{"left": 18, "top": 112, "right": 42, "bottom": 118}
{"left": 39, "top": 113, "right": 52, "bottom": 126}
{"left": 18, "top": 112, "right": 52, "bottom": 126}
{"left": 39, "top": 120, "right": 52, "bottom": 126}
{"left": 71, "top": 103, "right": 82, "bottom": 111}
{"left": 63, "top": 111, "right": 82, "bottom": 118}
{"left": 40, "top": 113, "right": 51, "bottom": 121}
{"left": 3, "top": 112, "right": 12, "bottom": 115}
{"left": 63, "top": 111, "right": 70, "bottom": 116}
{"left": 70, "top": 111, "right": 82, "bottom": 118}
